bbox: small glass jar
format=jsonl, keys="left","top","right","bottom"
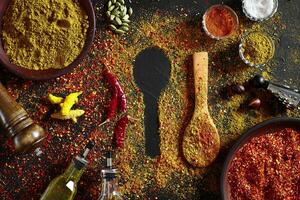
{"left": 202, "top": 4, "right": 239, "bottom": 40}
{"left": 239, "top": 31, "right": 275, "bottom": 67}
{"left": 242, "top": 0, "right": 278, "bottom": 21}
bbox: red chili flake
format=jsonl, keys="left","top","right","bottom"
{"left": 227, "top": 128, "right": 300, "bottom": 200}
{"left": 114, "top": 115, "right": 128, "bottom": 148}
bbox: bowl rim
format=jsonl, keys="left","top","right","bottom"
{"left": 220, "top": 117, "right": 300, "bottom": 200}
{"left": 0, "top": 0, "right": 96, "bottom": 80}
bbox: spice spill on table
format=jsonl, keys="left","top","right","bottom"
{"left": 0, "top": 1, "right": 299, "bottom": 199}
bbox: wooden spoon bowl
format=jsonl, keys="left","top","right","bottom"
{"left": 0, "top": 0, "right": 96, "bottom": 80}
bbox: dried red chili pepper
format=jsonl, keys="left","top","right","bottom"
{"left": 114, "top": 115, "right": 128, "bottom": 148}
{"left": 107, "top": 86, "right": 118, "bottom": 121}
{"left": 104, "top": 70, "right": 127, "bottom": 113}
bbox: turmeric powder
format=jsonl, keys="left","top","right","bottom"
{"left": 2, "top": 0, "right": 89, "bottom": 70}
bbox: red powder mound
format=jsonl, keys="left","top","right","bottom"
{"left": 205, "top": 6, "right": 237, "bottom": 37}
{"left": 227, "top": 128, "right": 300, "bottom": 200}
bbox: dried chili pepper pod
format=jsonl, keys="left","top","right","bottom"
{"left": 117, "top": 85, "right": 127, "bottom": 113}
{"left": 114, "top": 115, "right": 128, "bottom": 148}
{"left": 101, "top": 86, "right": 118, "bottom": 126}
{"left": 104, "top": 69, "right": 127, "bottom": 112}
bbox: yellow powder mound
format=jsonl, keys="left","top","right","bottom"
{"left": 2, "top": 0, "right": 89, "bottom": 70}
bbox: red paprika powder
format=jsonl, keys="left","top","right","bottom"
{"left": 227, "top": 128, "right": 300, "bottom": 200}
{"left": 203, "top": 5, "right": 238, "bottom": 38}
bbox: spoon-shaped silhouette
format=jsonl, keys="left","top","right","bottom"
{"left": 133, "top": 47, "right": 171, "bottom": 157}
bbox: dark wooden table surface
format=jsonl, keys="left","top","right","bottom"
{"left": 0, "top": 0, "right": 299, "bottom": 199}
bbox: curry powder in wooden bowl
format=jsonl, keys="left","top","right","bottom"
{"left": 0, "top": 0, "right": 95, "bottom": 80}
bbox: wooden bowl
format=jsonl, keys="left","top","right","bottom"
{"left": 0, "top": 0, "right": 96, "bottom": 80}
{"left": 221, "top": 117, "right": 300, "bottom": 200}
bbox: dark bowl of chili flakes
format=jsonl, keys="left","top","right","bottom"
{"left": 221, "top": 117, "right": 300, "bottom": 200}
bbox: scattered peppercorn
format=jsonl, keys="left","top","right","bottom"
{"left": 232, "top": 84, "right": 246, "bottom": 94}
{"left": 248, "top": 98, "right": 261, "bottom": 109}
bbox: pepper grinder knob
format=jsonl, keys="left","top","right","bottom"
{"left": 0, "top": 82, "right": 46, "bottom": 153}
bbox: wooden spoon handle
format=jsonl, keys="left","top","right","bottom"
{"left": 193, "top": 52, "right": 208, "bottom": 108}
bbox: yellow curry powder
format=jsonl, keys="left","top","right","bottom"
{"left": 241, "top": 32, "right": 275, "bottom": 65}
{"left": 2, "top": 0, "right": 89, "bottom": 70}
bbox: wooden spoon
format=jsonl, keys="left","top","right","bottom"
{"left": 182, "top": 52, "right": 220, "bottom": 167}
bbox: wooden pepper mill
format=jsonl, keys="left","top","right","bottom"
{"left": 0, "top": 82, "right": 46, "bottom": 153}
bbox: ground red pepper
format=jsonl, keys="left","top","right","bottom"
{"left": 227, "top": 128, "right": 300, "bottom": 200}
{"left": 204, "top": 5, "right": 238, "bottom": 37}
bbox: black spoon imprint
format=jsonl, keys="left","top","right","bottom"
{"left": 133, "top": 47, "right": 171, "bottom": 157}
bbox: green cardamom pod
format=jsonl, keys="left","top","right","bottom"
{"left": 122, "top": 22, "right": 129, "bottom": 27}
{"left": 118, "top": 0, "right": 125, "bottom": 5}
{"left": 123, "top": 14, "right": 129, "bottom": 20}
{"left": 106, "top": 11, "right": 111, "bottom": 18}
{"left": 108, "top": 1, "right": 112, "bottom": 7}
{"left": 122, "top": 19, "right": 131, "bottom": 23}
{"left": 116, "top": 2, "right": 122, "bottom": 7}
{"left": 128, "top": 7, "right": 133, "bottom": 16}
{"left": 108, "top": 5, "right": 115, "bottom": 11}
{"left": 110, "top": 15, "right": 115, "bottom": 21}
{"left": 115, "top": 29, "right": 126, "bottom": 35}
{"left": 115, "top": 17, "right": 122, "bottom": 25}
{"left": 109, "top": 24, "right": 117, "bottom": 31}
{"left": 120, "top": 25, "right": 129, "bottom": 31}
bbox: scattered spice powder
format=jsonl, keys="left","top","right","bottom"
{"left": 2, "top": 0, "right": 89, "bottom": 70}
{"left": 0, "top": 6, "right": 294, "bottom": 200}
{"left": 228, "top": 128, "right": 300, "bottom": 200}
{"left": 203, "top": 5, "right": 238, "bottom": 38}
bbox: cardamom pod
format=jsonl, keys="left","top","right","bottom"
{"left": 108, "top": 1, "right": 112, "bottom": 7}
{"left": 115, "top": 17, "right": 122, "bottom": 25}
{"left": 109, "top": 24, "right": 117, "bottom": 31}
{"left": 120, "top": 25, "right": 129, "bottom": 31}
{"left": 108, "top": 5, "right": 115, "bottom": 11}
{"left": 106, "top": 11, "right": 111, "bottom": 18}
{"left": 118, "top": 0, "right": 125, "bottom": 4}
{"left": 115, "top": 29, "right": 126, "bottom": 35}
{"left": 128, "top": 7, "right": 133, "bottom": 16}
{"left": 123, "top": 14, "right": 129, "bottom": 20}
{"left": 122, "top": 19, "right": 131, "bottom": 23}
{"left": 110, "top": 15, "right": 115, "bottom": 21}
